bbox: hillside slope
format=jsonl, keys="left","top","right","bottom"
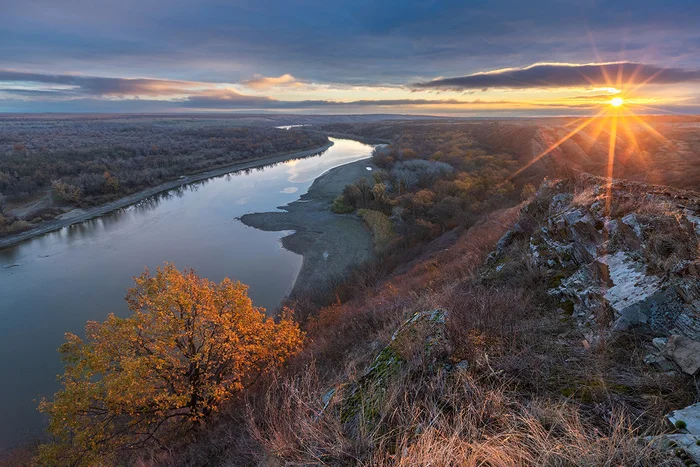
{"left": 232, "top": 175, "right": 700, "bottom": 465}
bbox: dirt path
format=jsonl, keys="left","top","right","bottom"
{"left": 0, "top": 142, "right": 334, "bottom": 250}
{"left": 240, "top": 158, "right": 377, "bottom": 298}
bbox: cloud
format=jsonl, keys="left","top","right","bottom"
{"left": 241, "top": 74, "right": 304, "bottom": 90}
{"left": 413, "top": 62, "right": 700, "bottom": 91}
{"left": 4, "top": 1, "right": 700, "bottom": 87}
{"left": 180, "top": 89, "right": 278, "bottom": 108}
{"left": 178, "top": 96, "right": 520, "bottom": 109}
{"left": 308, "top": 98, "right": 514, "bottom": 107}
{"left": 0, "top": 70, "right": 208, "bottom": 97}
{"left": 0, "top": 69, "right": 526, "bottom": 110}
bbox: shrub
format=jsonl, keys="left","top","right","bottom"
{"left": 51, "top": 179, "right": 83, "bottom": 203}
{"left": 5, "top": 219, "right": 31, "bottom": 234}
{"left": 331, "top": 195, "right": 355, "bottom": 214}
{"left": 358, "top": 208, "right": 395, "bottom": 252}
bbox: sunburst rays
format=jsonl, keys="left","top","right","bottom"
{"left": 507, "top": 63, "right": 671, "bottom": 218}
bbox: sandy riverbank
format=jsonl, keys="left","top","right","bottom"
{"left": 240, "top": 158, "right": 377, "bottom": 298}
{"left": 0, "top": 142, "right": 334, "bottom": 250}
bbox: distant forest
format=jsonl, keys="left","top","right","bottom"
{"left": 0, "top": 118, "right": 328, "bottom": 205}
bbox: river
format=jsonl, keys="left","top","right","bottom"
{"left": 0, "top": 137, "right": 374, "bottom": 448}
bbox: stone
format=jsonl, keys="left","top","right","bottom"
{"left": 599, "top": 252, "right": 661, "bottom": 319}
{"left": 643, "top": 353, "right": 677, "bottom": 372}
{"left": 454, "top": 360, "right": 469, "bottom": 371}
{"left": 488, "top": 177, "right": 700, "bottom": 344}
{"left": 621, "top": 213, "right": 643, "bottom": 238}
{"left": 684, "top": 208, "right": 700, "bottom": 236}
{"left": 652, "top": 434, "right": 700, "bottom": 464}
{"left": 652, "top": 337, "right": 669, "bottom": 352}
{"left": 668, "top": 402, "right": 700, "bottom": 436}
{"left": 340, "top": 309, "right": 450, "bottom": 429}
{"left": 663, "top": 335, "right": 700, "bottom": 375}
{"left": 549, "top": 193, "right": 573, "bottom": 213}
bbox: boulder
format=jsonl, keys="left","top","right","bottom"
{"left": 549, "top": 193, "right": 573, "bottom": 213}
{"left": 652, "top": 337, "right": 669, "bottom": 352}
{"left": 663, "top": 335, "right": 700, "bottom": 375}
{"left": 653, "top": 434, "right": 700, "bottom": 465}
{"left": 643, "top": 353, "right": 677, "bottom": 373}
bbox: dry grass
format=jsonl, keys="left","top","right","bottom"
{"left": 246, "top": 366, "right": 358, "bottom": 465}
{"left": 571, "top": 185, "right": 598, "bottom": 207}
{"left": 248, "top": 363, "right": 678, "bottom": 467}
{"left": 244, "top": 202, "right": 685, "bottom": 466}
{"left": 357, "top": 209, "right": 395, "bottom": 252}
{"left": 642, "top": 214, "right": 699, "bottom": 273}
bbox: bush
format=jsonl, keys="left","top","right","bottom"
{"left": 358, "top": 208, "right": 395, "bottom": 252}
{"left": 4, "top": 219, "right": 31, "bottom": 234}
{"left": 331, "top": 195, "right": 355, "bottom": 213}
{"left": 51, "top": 179, "right": 82, "bottom": 203}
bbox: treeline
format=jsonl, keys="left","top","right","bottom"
{"left": 0, "top": 118, "right": 328, "bottom": 205}
{"left": 325, "top": 122, "right": 538, "bottom": 247}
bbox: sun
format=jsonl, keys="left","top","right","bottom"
{"left": 504, "top": 59, "right": 670, "bottom": 222}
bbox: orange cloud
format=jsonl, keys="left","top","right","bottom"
{"left": 241, "top": 74, "right": 304, "bottom": 90}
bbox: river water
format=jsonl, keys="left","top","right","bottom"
{"left": 0, "top": 137, "right": 374, "bottom": 448}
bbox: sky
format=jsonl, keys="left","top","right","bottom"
{"left": 2, "top": 0, "right": 700, "bottom": 115}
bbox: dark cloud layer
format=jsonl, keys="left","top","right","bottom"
{"left": 0, "top": 70, "right": 202, "bottom": 97}
{"left": 2, "top": 0, "right": 700, "bottom": 113}
{"left": 414, "top": 63, "right": 700, "bottom": 91}
{"left": 3, "top": 0, "right": 700, "bottom": 86}
{"left": 0, "top": 70, "right": 513, "bottom": 109}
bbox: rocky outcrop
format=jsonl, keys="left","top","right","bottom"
{"left": 486, "top": 176, "right": 700, "bottom": 462}
{"left": 488, "top": 177, "right": 700, "bottom": 347}
{"left": 339, "top": 309, "right": 450, "bottom": 430}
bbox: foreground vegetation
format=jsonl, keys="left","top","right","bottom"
{"left": 152, "top": 203, "right": 686, "bottom": 466}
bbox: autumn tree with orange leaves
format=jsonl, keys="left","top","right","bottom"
{"left": 38, "top": 263, "right": 303, "bottom": 466}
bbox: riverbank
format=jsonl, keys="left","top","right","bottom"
{"left": 0, "top": 141, "right": 334, "bottom": 250}
{"left": 240, "top": 158, "right": 377, "bottom": 298}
